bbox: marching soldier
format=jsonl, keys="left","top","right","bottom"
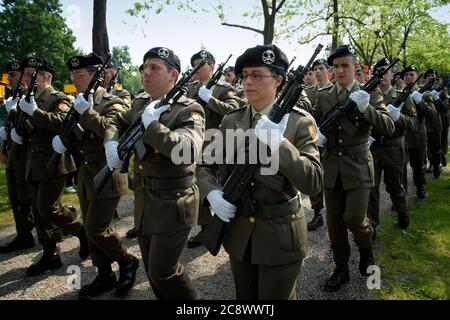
{"left": 355, "top": 66, "right": 367, "bottom": 84}
{"left": 52, "top": 53, "right": 138, "bottom": 299}
{"left": 184, "top": 50, "right": 240, "bottom": 248}
{"left": 304, "top": 68, "right": 317, "bottom": 87}
{"left": 10, "top": 57, "right": 88, "bottom": 276}
{"left": 433, "top": 75, "right": 449, "bottom": 167}
{"left": 0, "top": 61, "right": 36, "bottom": 253}
{"left": 368, "top": 58, "right": 418, "bottom": 235}
{"left": 102, "top": 61, "right": 132, "bottom": 108}
{"left": 224, "top": 66, "right": 247, "bottom": 107}
{"left": 313, "top": 45, "right": 395, "bottom": 291}
{"left": 105, "top": 47, "right": 204, "bottom": 299}
{"left": 423, "top": 69, "right": 443, "bottom": 177}
{"left": 197, "top": 44, "right": 323, "bottom": 299}
{"left": 304, "top": 58, "right": 333, "bottom": 231}
{"left": 403, "top": 65, "right": 438, "bottom": 199}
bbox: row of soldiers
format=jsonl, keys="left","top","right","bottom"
{"left": 0, "top": 43, "right": 448, "bottom": 299}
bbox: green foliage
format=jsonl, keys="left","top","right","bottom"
{"left": 111, "top": 46, "right": 142, "bottom": 96}
{"left": 0, "top": 0, "right": 82, "bottom": 90}
{"left": 375, "top": 172, "right": 450, "bottom": 300}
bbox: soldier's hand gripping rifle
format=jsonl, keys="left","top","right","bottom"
{"left": 195, "top": 54, "right": 232, "bottom": 104}
{"left": 418, "top": 78, "right": 436, "bottom": 94}
{"left": 93, "top": 59, "right": 207, "bottom": 194}
{"left": 196, "top": 44, "right": 324, "bottom": 256}
{"left": 106, "top": 67, "right": 120, "bottom": 94}
{"left": 390, "top": 74, "right": 422, "bottom": 108}
{"left": 46, "top": 54, "right": 111, "bottom": 173}
{"left": 318, "top": 58, "right": 399, "bottom": 137}
{"left": 15, "top": 64, "right": 41, "bottom": 139}
{"left": 2, "top": 71, "right": 24, "bottom": 154}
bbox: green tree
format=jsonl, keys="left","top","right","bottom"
{"left": 0, "top": 0, "right": 82, "bottom": 90}
{"left": 111, "top": 46, "right": 141, "bottom": 96}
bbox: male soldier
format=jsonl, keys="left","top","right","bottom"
{"left": 10, "top": 57, "right": 88, "bottom": 276}
{"left": 304, "top": 68, "right": 317, "bottom": 87}
{"left": 355, "top": 66, "right": 367, "bottom": 85}
{"left": 52, "top": 53, "right": 138, "bottom": 299}
{"left": 423, "top": 69, "right": 442, "bottom": 178}
{"left": 403, "top": 65, "right": 438, "bottom": 199}
{"left": 197, "top": 44, "right": 323, "bottom": 299}
{"left": 313, "top": 45, "right": 395, "bottom": 291}
{"left": 224, "top": 66, "right": 247, "bottom": 107}
{"left": 304, "top": 58, "right": 333, "bottom": 230}
{"left": 368, "top": 58, "right": 418, "bottom": 235}
{"left": 223, "top": 66, "right": 237, "bottom": 84}
{"left": 101, "top": 61, "right": 132, "bottom": 108}
{"left": 105, "top": 47, "right": 204, "bottom": 299}
{"left": 432, "top": 75, "right": 449, "bottom": 167}
{"left": 184, "top": 50, "right": 239, "bottom": 248}
{"left": 0, "top": 61, "right": 36, "bottom": 253}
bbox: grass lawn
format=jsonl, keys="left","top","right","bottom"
{"left": 376, "top": 171, "right": 450, "bottom": 300}
{"left": 0, "top": 163, "right": 80, "bottom": 229}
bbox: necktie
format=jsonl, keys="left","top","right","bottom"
{"left": 252, "top": 112, "right": 261, "bottom": 128}
{"left": 338, "top": 88, "right": 348, "bottom": 102}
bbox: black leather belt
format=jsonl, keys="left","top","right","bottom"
{"left": 326, "top": 142, "right": 370, "bottom": 156}
{"left": 255, "top": 194, "right": 301, "bottom": 219}
{"left": 81, "top": 152, "right": 106, "bottom": 163}
{"left": 137, "top": 174, "right": 196, "bottom": 191}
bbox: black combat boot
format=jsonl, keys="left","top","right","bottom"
{"left": 26, "top": 247, "right": 62, "bottom": 277}
{"left": 0, "top": 234, "right": 35, "bottom": 253}
{"left": 307, "top": 209, "right": 324, "bottom": 231}
{"left": 186, "top": 225, "right": 205, "bottom": 248}
{"left": 78, "top": 272, "right": 117, "bottom": 300}
{"left": 416, "top": 185, "right": 426, "bottom": 199}
{"left": 77, "top": 226, "right": 89, "bottom": 260}
{"left": 359, "top": 247, "right": 375, "bottom": 276}
{"left": 116, "top": 254, "right": 139, "bottom": 297}
{"left": 397, "top": 213, "right": 410, "bottom": 229}
{"left": 441, "top": 154, "right": 447, "bottom": 167}
{"left": 324, "top": 264, "right": 349, "bottom": 292}
{"left": 126, "top": 227, "right": 137, "bottom": 239}
{"left": 433, "top": 162, "right": 441, "bottom": 178}
{"left": 372, "top": 226, "right": 377, "bottom": 241}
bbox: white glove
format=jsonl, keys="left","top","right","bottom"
{"left": 369, "top": 136, "right": 376, "bottom": 146}
{"left": 74, "top": 93, "right": 94, "bottom": 115}
{"left": 198, "top": 85, "right": 214, "bottom": 103}
{"left": 10, "top": 128, "right": 23, "bottom": 145}
{"left": 0, "top": 126, "right": 7, "bottom": 140}
{"left": 410, "top": 91, "right": 423, "bottom": 104}
{"left": 206, "top": 190, "right": 237, "bottom": 223}
{"left": 350, "top": 90, "right": 370, "bottom": 113}
{"left": 105, "top": 140, "right": 122, "bottom": 171}
{"left": 254, "top": 114, "right": 289, "bottom": 151}
{"left": 387, "top": 104, "right": 401, "bottom": 122}
{"left": 52, "top": 135, "right": 67, "bottom": 154}
{"left": 141, "top": 100, "right": 171, "bottom": 129}
{"left": 5, "top": 97, "right": 19, "bottom": 113}
{"left": 317, "top": 128, "right": 327, "bottom": 147}
{"left": 18, "top": 95, "right": 37, "bottom": 116}
{"left": 431, "top": 90, "right": 440, "bottom": 101}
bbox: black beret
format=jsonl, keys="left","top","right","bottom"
{"left": 373, "top": 58, "right": 390, "bottom": 71}
{"left": 224, "top": 66, "right": 235, "bottom": 73}
{"left": 67, "top": 53, "right": 103, "bottom": 71}
{"left": 4, "top": 61, "right": 22, "bottom": 72}
{"left": 20, "top": 57, "right": 55, "bottom": 75}
{"left": 312, "top": 58, "right": 328, "bottom": 69}
{"left": 327, "top": 44, "right": 356, "bottom": 66}
{"left": 401, "top": 65, "right": 418, "bottom": 78}
{"left": 234, "top": 44, "right": 289, "bottom": 77}
{"left": 143, "top": 47, "right": 181, "bottom": 72}
{"left": 424, "top": 68, "right": 438, "bottom": 78}
{"left": 191, "top": 50, "right": 215, "bottom": 67}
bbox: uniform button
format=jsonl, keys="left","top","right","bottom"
{"left": 338, "top": 126, "right": 342, "bottom": 130}
{"left": 252, "top": 200, "right": 256, "bottom": 204}
{"left": 338, "top": 152, "right": 343, "bottom": 156}
{"left": 249, "top": 217, "right": 255, "bottom": 224}
{"left": 338, "top": 139, "right": 343, "bottom": 143}
{"left": 250, "top": 182, "right": 255, "bottom": 187}
{"left": 138, "top": 165, "right": 143, "bottom": 171}
{"left": 79, "top": 150, "right": 84, "bottom": 154}
{"left": 291, "top": 214, "right": 296, "bottom": 219}
{"left": 84, "top": 161, "right": 88, "bottom": 165}
{"left": 355, "top": 116, "right": 359, "bottom": 120}
{"left": 176, "top": 192, "right": 181, "bottom": 197}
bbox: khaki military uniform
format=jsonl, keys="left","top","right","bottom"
{"left": 105, "top": 94, "right": 205, "bottom": 300}
{"left": 3, "top": 121, "right": 35, "bottom": 238}
{"left": 304, "top": 81, "right": 332, "bottom": 214}
{"left": 185, "top": 81, "right": 239, "bottom": 226}
{"left": 424, "top": 88, "right": 442, "bottom": 171}
{"left": 312, "top": 80, "right": 395, "bottom": 266}
{"left": 76, "top": 86, "right": 129, "bottom": 271}
{"left": 405, "top": 86, "right": 438, "bottom": 194}
{"left": 197, "top": 103, "right": 323, "bottom": 299}
{"left": 112, "top": 87, "right": 132, "bottom": 109}
{"left": 24, "top": 85, "right": 80, "bottom": 249}
{"left": 433, "top": 87, "right": 449, "bottom": 165}
{"left": 368, "top": 87, "right": 418, "bottom": 227}
{"left": 233, "top": 83, "right": 248, "bottom": 108}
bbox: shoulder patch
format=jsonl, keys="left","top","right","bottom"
{"left": 308, "top": 124, "right": 317, "bottom": 140}
{"left": 190, "top": 111, "right": 203, "bottom": 121}
{"left": 57, "top": 102, "right": 70, "bottom": 112}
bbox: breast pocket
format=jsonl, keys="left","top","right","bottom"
{"left": 160, "top": 185, "right": 199, "bottom": 227}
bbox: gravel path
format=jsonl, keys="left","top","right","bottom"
{"left": 0, "top": 164, "right": 447, "bottom": 300}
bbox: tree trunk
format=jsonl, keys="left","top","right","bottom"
{"left": 92, "top": 0, "right": 109, "bottom": 58}
{"left": 263, "top": 15, "right": 275, "bottom": 44}
{"left": 331, "top": 0, "right": 339, "bottom": 50}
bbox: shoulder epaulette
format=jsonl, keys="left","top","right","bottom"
{"left": 292, "top": 106, "right": 311, "bottom": 117}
